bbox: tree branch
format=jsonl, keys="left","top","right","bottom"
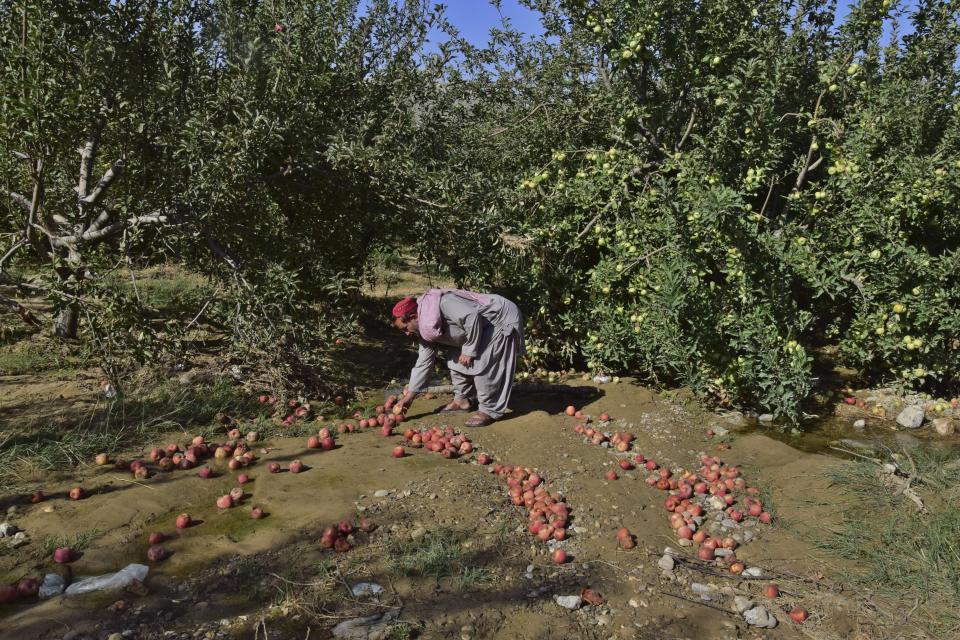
{"left": 675, "top": 109, "right": 696, "bottom": 152}
{"left": 79, "top": 159, "right": 123, "bottom": 207}
{"left": 77, "top": 130, "right": 100, "bottom": 199}
{"left": 51, "top": 211, "right": 172, "bottom": 247}
{"left": 794, "top": 135, "right": 819, "bottom": 191}
{"left": 0, "top": 291, "right": 42, "bottom": 327}
{"left": 8, "top": 191, "right": 31, "bottom": 213}
{"left": 0, "top": 240, "right": 26, "bottom": 272}
{"left": 203, "top": 227, "right": 241, "bottom": 271}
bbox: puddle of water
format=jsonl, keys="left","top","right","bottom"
{"left": 736, "top": 415, "right": 960, "bottom": 457}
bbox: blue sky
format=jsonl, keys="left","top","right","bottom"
{"left": 438, "top": 0, "right": 543, "bottom": 44}
{"left": 430, "top": 0, "right": 918, "bottom": 47}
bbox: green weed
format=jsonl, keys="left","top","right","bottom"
{"left": 386, "top": 529, "right": 463, "bottom": 578}
{"left": 814, "top": 450, "right": 960, "bottom": 634}
{"left": 0, "top": 377, "right": 255, "bottom": 489}
{"left": 38, "top": 529, "right": 100, "bottom": 558}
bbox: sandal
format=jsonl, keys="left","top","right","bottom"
{"left": 464, "top": 412, "right": 495, "bottom": 427}
{"left": 435, "top": 400, "right": 476, "bottom": 414}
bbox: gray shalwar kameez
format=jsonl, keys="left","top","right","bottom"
{"left": 407, "top": 293, "right": 524, "bottom": 419}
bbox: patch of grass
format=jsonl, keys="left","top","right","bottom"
{"left": 0, "top": 376, "right": 256, "bottom": 489}
{"left": 384, "top": 623, "right": 415, "bottom": 640}
{"left": 104, "top": 265, "right": 213, "bottom": 315}
{"left": 386, "top": 529, "right": 463, "bottom": 578}
{"left": 38, "top": 529, "right": 100, "bottom": 558}
{"left": 0, "top": 338, "right": 83, "bottom": 375}
{"left": 814, "top": 449, "right": 960, "bottom": 634}
{"left": 453, "top": 565, "right": 492, "bottom": 590}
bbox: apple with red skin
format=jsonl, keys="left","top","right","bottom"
{"left": 392, "top": 446, "right": 406, "bottom": 458}
{"left": 147, "top": 545, "right": 169, "bottom": 562}
{"left": 268, "top": 462, "right": 281, "bottom": 473}
{"left": 0, "top": 585, "right": 17, "bottom": 603}
{"left": 551, "top": 549, "right": 568, "bottom": 564}
{"left": 789, "top": 607, "right": 809, "bottom": 623}
{"left": 16, "top": 577, "right": 40, "bottom": 598}
{"left": 764, "top": 583, "right": 779, "bottom": 598}
{"left": 175, "top": 513, "right": 192, "bottom": 529}
{"left": 69, "top": 486, "right": 85, "bottom": 500}
{"left": 148, "top": 532, "right": 166, "bottom": 545}
{"left": 53, "top": 547, "right": 74, "bottom": 563}
{"left": 31, "top": 490, "right": 45, "bottom": 503}
{"left": 288, "top": 459, "right": 304, "bottom": 473}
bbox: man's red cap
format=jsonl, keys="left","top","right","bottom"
{"left": 392, "top": 296, "right": 417, "bottom": 318}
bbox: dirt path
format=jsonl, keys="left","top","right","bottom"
{"left": 0, "top": 380, "right": 913, "bottom": 640}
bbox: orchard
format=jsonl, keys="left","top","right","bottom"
{"left": 1, "top": 0, "right": 959, "bottom": 638}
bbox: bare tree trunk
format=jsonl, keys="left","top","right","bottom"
{"left": 53, "top": 304, "right": 78, "bottom": 338}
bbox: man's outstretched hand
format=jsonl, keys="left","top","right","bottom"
{"left": 458, "top": 354, "right": 474, "bottom": 367}
{"left": 396, "top": 390, "right": 416, "bottom": 413}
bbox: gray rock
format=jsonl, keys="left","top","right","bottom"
{"left": 373, "top": 490, "right": 391, "bottom": 498}
{"left": 708, "top": 496, "right": 726, "bottom": 510}
{"left": 657, "top": 555, "right": 675, "bottom": 571}
{"left": 896, "top": 405, "right": 925, "bottom": 429}
{"left": 6, "top": 531, "right": 29, "bottom": 548}
{"left": 744, "top": 605, "right": 777, "bottom": 628}
{"left": 742, "top": 566, "right": 763, "bottom": 577}
{"left": 555, "top": 595, "right": 583, "bottom": 610}
{"left": 733, "top": 596, "right": 754, "bottom": 614}
{"left": 350, "top": 583, "right": 384, "bottom": 598}
{"left": 711, "top": 425, "right": 730, "bottom": 437}
{"left": 757, "top": 414, "right": 774, "bottom": 423}
{"left": 331, "top": 610, "right": 400, "bottom": 639}
{"left": 932, "top": 418, "right": 956, "bottom": 436}
{"left": 39, "top": 573, "right": 66, "bottom": 599}
{"left": 0, "top": 523, "right": 17, "bottom": 537}
{"left": 410, "top": 527, "right": 427, "bottom": 540}
{"left": 690, "top": 582, "right": 719, "bottom": 600}
{"left": 853, "top": 419, "right": 866, "bottom": 429}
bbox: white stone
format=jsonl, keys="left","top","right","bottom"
{"left": 932, "top": 418, "right": 955, "bottom": 436}
{"left": 896, "top": 405, "right": 925, "bottom": 429}
{"left": 555, "top": 595, "right": 582, "bottom": 610}
{"left": 657, "top": 555, "right": 675, "bottom": 571}
{"left": 853, "top": 419, "right": 866, "bottom": 429}
{"left": 744, "top": 605, "right": 777, "bottom": 628}
{"left": 733, "top": 596, "right": 754, "bottom": 614}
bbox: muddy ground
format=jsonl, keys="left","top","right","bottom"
{"left": 0, "top": 373, "right": 926, "bottom": 640}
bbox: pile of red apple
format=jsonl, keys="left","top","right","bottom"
{"left": 0, "top": 576, "right": 41, "bottom": 604}
{"left": 319, "top": 518, "right": 377, "bottom": 553}
{"left": 492, "top": 463, "right": 572, "bottom": 564}
{"left": 648, "top": 454, "right": 771, "bottom": 574}
{"left": 95, "top": 431, "right": 263, "bottom": 483}
{"left": 399, "top": 425, "right": 475, "bottom": 458}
